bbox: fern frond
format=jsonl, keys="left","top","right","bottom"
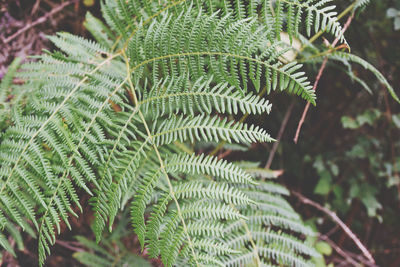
{"left": 130, "top": 151, "right": 256, "bottom": 264}
{"left": 0, "top": 58, "right": 23, "bottom": 134}
{"left": 328, "top": 52, "right": 400, "bottom": 103}
{"left": 166, "top": 153, "right": 256, "bottom": 184}
{"left": 355, "top": 0, "right": 371, "bottom": 9}
{"left": 220, "top": 178, "right": 317, "bottom": 267}
{"left": 127, "top": 10, "right": 316, "bottom": 102}
{"left": 152, "top": 114, "right": 273, "bottom": 145}
{"left": 139, "top": 76, "right": 272, "bottom": 118}
{"left": 258, "top": 246, "right": 312, "bottom": 267}
{"left": 84, "top": 12, "right": 116, "bottom": 49}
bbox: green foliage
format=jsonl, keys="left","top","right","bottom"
{"left": 74, "top": 211, "right": 152, "bottom": 267}
{"left": 315, "top": 241, "right": 332, "bottom": 256}
{"left": 387, "top": 7, "right": 400, "bottom": 30}
{"left": 327, "top": 52, "right": 400, "bottom": 104}
{"left": 1, "top": 0, "right": 398, "bottom": 266}
{"left": 341, "top": 109, "right": 381, "bottom": 129}
{"left": 307, "top": 105, "right": 399, "bottom": 222}
{"left": 0, "top": 58, "right": 21, "bottom": 133}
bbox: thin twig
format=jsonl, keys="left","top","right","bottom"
{"left": 218, "top": 148, "right": 233, "bottom": 159}
{"left": 319, "top": 235, "right": 360, "bottom": 267}
{"left": 292, "top": 191, "right": 376, "bottom": 264}
{"left": 2, "top": 0, "right": 77, "bottom": 44}
{"left": 293, "top": 13, "right": 355, "bottom": 143}
{"left": 346, "top": 251, "right": 380, "bottom": 267}
{"left": 293, "top": 58, "right": 327, "bottom": 143}
{"left": 265, "top": 99, "right": 295, "bottom": 169}
{"left": 55, "top": 240, "right": 85, "bottom": 252}
{"left": 31, "top": 0, "right": 41, "bottom": 15}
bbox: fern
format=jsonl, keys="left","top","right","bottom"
{"left": 220, "top": 178, "right": 318, "bottom": 267}
{"left": 0, "top": 58, "right": 22, "bottom": 134}
{"left": 74, "top": 211, "right": 152, "bottom": 267}
{"left": 301, "top": 49, "right": 400, "bottom": 103}
{"left": 355, "top": 0, "right": 371, "bottom": 9}
{"left": 2, "top": 0, "right": 396, "bottom": 266}
{"left": 328, "top": 52, "right": 400, "bottom": 103}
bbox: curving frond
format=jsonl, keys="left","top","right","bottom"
{"left": 328, "top": 52, "right": 400, "bottom": 103}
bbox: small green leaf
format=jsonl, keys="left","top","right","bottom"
{"left": 313, "top": 156, "right": 325, "bottom": 172}
{"left": 312, "top": 255, "right": 327, "bottom": 267}
{"left": 387, "top": 175, "right": 400, "bottom": 188}
{"left": 341, "top": 116, "right": 359, "bottom": 129}
{"left": 392, "top": 114, "right": 400, "bottom": 128}
{"left": 332, "top": 185, "right": 343, "bottom": 199}
{"left": 346, "top": 143, "right": 367, "bottom": 159}
{"left": 394, "top": 17, "right": 400, "bottom": 30}
{"left": 387, "top": 8, "right": 399, "bottom": 18}
{"left": 83, "top": 0, "right": 95, "bottom": 7}
{"left": 315, "top": 241, "right": 332, "bottom": 256}
{"left": 329, "top": 163, "right": 339, "bottom": 176}
{"left": 314, "top": 171, "right": 332, "bottom": 195}
{"left": 361, "top": 193, "right": 382, "bottom": 218}
{"left": 356, "top": 109, "right": 381, "bottom": 126}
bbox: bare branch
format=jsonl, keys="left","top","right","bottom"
{"left": 265, "top": 99, "right": 295, "bottom": 169}
{"left": 319, "top": 235, "right": 360, "bottom": 267}
{"left": 292, "top": 191, "right": 376, "bottom": 264}
{"left": 2, "top": 0, "right": 78, "bottom": 44}
{"left": 294, "top": 12, "right": 355, "bottom": 143}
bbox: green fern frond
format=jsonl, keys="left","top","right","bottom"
{"left": 355, "top": 0, "right": 371, "bottom": 9}
{"left": 153, "top": 114, "right": 273, "bottom": 145}
{"left": 220, "top": 178, "right": 317, "bottom": 267}
{"left": 139, "top": 76, "right": 272, "bottom": 118}
{"left": 166, "top": 153, "right": 256, "bottom": 184}
{"left": 328, "top": 52, "right": 400, "bottom": 103}
{"left": 130, "top": 152, "right": 256, "bottom": 264}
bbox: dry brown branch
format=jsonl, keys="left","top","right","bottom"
{"left": 264, "top": 99, "right": 295, "bottom": 169}
{"left": 2, "top": 0, "right": 77, "bottom": 44}
{"left": 55, "top": 240, "right": 85, "bottom": 253}
{"left": 319, "top": 235, "right": 360, "bottom": 267}
{"left": 293, "top": 13, "right": 355, "bottom": 143}
{"left": 292, "top": 191, "right": 376, "bottom": 264}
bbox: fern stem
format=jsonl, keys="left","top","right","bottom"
{"left": 140, "top": 111, "right": 200, "bottom": 266}
{"left": 240, "top": 213, "right": 262, "bottom": 266}
{"left": 297, "top": 46, "right": 348, "bottom": 63}
{"left": 101, "top": 106, "right": 139, "bottom": 176}
{"left": 122, "top": 50, "right": 200, "bottom": 266}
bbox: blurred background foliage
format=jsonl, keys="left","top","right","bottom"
{"left": 0, "top": 0, "right": 399, "bottom": 266}
{"left": 268, "top": 1, "right": 400, "bottom": 266}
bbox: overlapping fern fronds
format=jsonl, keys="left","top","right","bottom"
{"left": 0, "top": 0, "right": 364, "bottom": 266}
{"left": 74, "top": 211, "right": 152, "bottom": 267}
